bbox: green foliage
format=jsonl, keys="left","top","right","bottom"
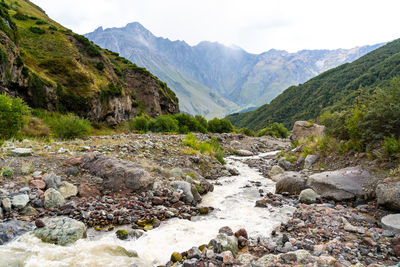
{"left": 207, "top": 118, "right": 234, "bottom": 133}
{"left": 257, "top": 122, "right": 289, "bottom": 138}
{"left": 238, "top": 128, "right": 255, "bottom": 136}
{"left": 13, "top": 12, "right": 28, "bottom": 20}
{"left": 29, "top": 26, "right": 45, "bottom": 34}
{"left": 0, "top": 3, "right": 18, "bottom": 41}
{"left": 47, "top": 113, "right": 91, "bottom": 139}
{"left": 101, "top": 82, "right": 122, "bottom": 101}
{"left": 0, "top": 93, "right": 29, "bottom": 139}
{"left": 73, "top": 34, "right": 101, "bottom": 57}
{"left": 2, "top": 167, "right": 13, "bottom": 178}
{"left": 383, "top": 136, "right": 400, "bottom": 158}
{"left": 129, "top": 116, "right": 149, "bottom": 132}
{"left": 183, "top": 133, "right": 225, "bottom": 164}
{"left": 48, "top": 25, "right": 57, "bottom": 31}
{"left": 95, "top": 61, "right": 104, "bottom": 71}
{"left": 0, "top": 47, "right": 6, "bottom": 63}
{"left": 227, "top": 38, "right": 400, "bottom": 130}
{"left": 195, "top": 115, "right": 208, "bottom": 130}
{"left": 22, "top": 116, "right": 49, "bottom": 138}
{"left": 148, "top": 115, "right": 179, "bottom": 133}
{"left": 35, "top": 20, "right": 47, "bottom": 25}
{"left": 173, "top": 113, "right": 207, "bottom": 134}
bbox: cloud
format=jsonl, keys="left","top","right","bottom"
{"left": 31, "top": 0, "right": 400, "bottom": 53}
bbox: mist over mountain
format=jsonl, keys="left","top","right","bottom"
{"left": 86, "top": 22, "right": 383, "bottom": 118}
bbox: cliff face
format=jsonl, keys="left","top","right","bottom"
{"left": 0, "top": 1, "right": 178, "bottom": 125}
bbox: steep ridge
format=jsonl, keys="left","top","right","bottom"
{"left": 86, "top": 22, "right": 382, "bottom": 117}
{"left": 0, "top": 1, "right": 179, "bottom": 125}
{"left": 226, "top": 38, "right": 400, "bottom": 130}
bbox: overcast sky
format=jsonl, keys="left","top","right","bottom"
{"left": 31, "top": 0, "right": 400, "bottom": 54}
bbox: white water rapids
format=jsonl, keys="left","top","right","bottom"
{"left": 0, "top": 152, "right": 295, "bottom": 267}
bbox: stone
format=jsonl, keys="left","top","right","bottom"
{"left": 35, "top": 219, "right": 45, "bottom": 228}
{"left": 187, "top": 246, "right": 202, "bottom": 259}
{"left": 183, "top": 259, "right": 198, "bottom": 267}
{"left": 307, "top": 167, "right": 370, "bottom": 201}
{"left": 11, "top": 194, "right": 30, "bottom": 209}
{"left": 255, "top": 254, "right": 279, "bottom": 266}
{"left": 381, "top": 214, "right": 400, "bottom": 234}
{"left": 20, "top": 205, "right": 39, "bottom": 216}
{"left": 43, "top": 173, "right": 62, "bottom": 189}
{"left": 276, "top": 174, "right": 306, "bottom": 195}
{"left": 78, "top": 184, "right": 100, "bottom": 198}
{"left": 82, "top": 153, "right": 154, "bottom": 192}
{"left": 221, "top": 251, "right": 234, "bottom": 264}
{"left": 304, "top": 154, "right": 319, "bottom": 169}
{"left": 32, "top": 217, "right": 86, "bottom": 246}
{"left": 44, "top": 188, "right": 65, "bottom": 209}
{"left": 290, "top": 121, "right": 325, "bottom": 141}
{"left": 215, "top": 233, "right": 239, "bottom": 257}
{"left": 270, "top": 171, "right": 301, "bottom": 183}
{"left": 116, "top": 229, "right": 129, "bottom": 240}
{"left": 171, "top": 181, "right": 197, "bottom": 205}
{"left": 58, "top": 181, "right": 78, "bottom": 199}
{"left": 0, "top": 220, "right": 34, "bottom": 245}
{"left": 269, "top": 165, "right": 285, "bottom": 178}
{"left": 237, "top": 253, "right": 254, "bottom": 266}
{"left": 171, "top": 252, "right": 183, "bottom": 262}
{"left": 2, "top": 197, "right": 12, "bottom": 212}
{"left": 234, "top": 228, "right": 248, "bottom": 239}
{"left": 293, "top": 250, "right": 312, "bottom": 262}
{"left": 236, "top": 149, "right": 253, "bottom": 156}
{"left": 169, "top": 168, "right": 184, "bottom": 178}
{"left": 376, "top": 182, "right": 400, "bottom": 211}
{"left": 280, "top": 252, "right": 297, "bottom": 262}
{"left": 278, "top": 159, "right": 294, "bottom": 171}
{"left": 299, "top": 188, "right": 319, "bottom": 204}
{"left": 219, "top": 226, "right": 234, "bottom": 236}
{"left": 30, "top": 179, "right": 46, "bottom": 189}
{"left": 11, "top": 148, "right": 33, "bottom": 157}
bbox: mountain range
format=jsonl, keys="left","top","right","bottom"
{"left": 86, "top": 22, "right": 383, "bottom": 118}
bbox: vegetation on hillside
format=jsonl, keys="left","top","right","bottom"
{"left": 227, "top": 38, "right": 400, "bottom": 130}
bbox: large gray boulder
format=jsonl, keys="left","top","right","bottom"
{"left": 304, "top": 155, "right": 319, "bottom": 169}
{"left": 44, "top": 188, "right": 65, "bottom": 209}
{"left": 276, "top": 175, "right": 306, "bottom": 195}
{"left": 290, "top": 121, "right": 325, "bottom": 141}
{"left": 171, "top": 181, "right": 201, "bottom": 205}
{"left": 270, "top": 171, "right": 302, "bottom": 183}
{"left": 307, "top": 167, "right": 370, "bottom": 201}
{"left": 0, "top": 220, "right": 34, "bottom": 245}
{"left": 43, "top": 173, "right": 62, "bottom": 189}
{"left": 381, "top": 214, "right": 400, "bottom": 234}
{"left": 33, "top": 217, "right": 86, "bottom": 245}
{"left": 376, "top": 182, "right": 400, "bottom": 211}
{"left": 82, "top": 153, "right": 154, "bottom": 192}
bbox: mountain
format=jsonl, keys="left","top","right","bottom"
{"left": 86, "top": 22, "right": 383, "bottom": 118}
{"left": 226, "top": 38, "right": 400, "bottom": 130}
{"left": 0, "top": 1, "right": 178, "bottom": 125}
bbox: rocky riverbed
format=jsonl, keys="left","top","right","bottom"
{"left": 0, "top": 133, "right": 399, "bottom": 266}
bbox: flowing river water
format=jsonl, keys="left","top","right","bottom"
{"left": 0, "top": 152, "right": 295, "bottom": 267}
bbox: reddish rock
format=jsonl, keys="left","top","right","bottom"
{"left": 152, "top": 197, "right": 164, "bottom": 205}
{"left": 31, "top": 179, "right": 46, "bottom": 189}
{"left": 35, "top": 219, "right": 45, "bottom": 228}
{"left": 234, "top": 228, "right": 248, "bottom": 239}
{"left": 65, "top": 157, "right": 83, "bottom": 166}
{"left": 78, "top": 184, "right": 100, "bottom": 198}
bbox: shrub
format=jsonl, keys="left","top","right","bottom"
{"left": 95, "top": 61, "right": 104, "bottom": 71}
{"left": 238, "top": 128, "right": 255, "bottom": 136}
{"left": 148, "top": 115, "right": 179, "bottom": 133}
{"left": 183, "top": 133, "right": 225, "bottom": 164}
{"left": 129, "top": 116, "right": 149, "bottom": 132}
{"left": 0, "top": 47, "right": 6, "bottom": 63}
{"left": 0, "top": 93, "right": 29, "bottom": 139}
{"left": 35, "top": 20, "right": 47, "bottom": 25}
{"left": 207, "top": 118, "right": 234, "bottom": 133}
{"left": 29, "top": 26, "right": 46, "bottom": 35}
{"left": 48, "top": 25, "right": 57, "bottom": 31}
{"left": 48, "top": 113, "right": 91, "bottom": 139}
{"left": 22, "top": 116, "right": 49, "bottom": 137}
{"left": 87, "top": 45, "right": 101, "bottom": 57}
{"left": 13, "top": 12, "right": 28, "bottom": 20}
{"left": 383, "top": 136, "right": 400, "bottom": 158}
{"left": 195, "top": 115, "right": 208, "bottom": 130}
{"left": 173, "top": 113, "right": 207, "bottom": 134}
{"left": 2, "top": 167, "right": 13, "bottom": 178}
{"left": 257, "top": 122, "right": 289, "bottom": 138}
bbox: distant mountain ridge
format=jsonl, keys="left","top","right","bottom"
{"left": 86, "top": 22, "right": 384, "bottom": 118}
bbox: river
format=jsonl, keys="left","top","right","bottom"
{"left": 0, "top": 152, "right": 294, "bottom": 267}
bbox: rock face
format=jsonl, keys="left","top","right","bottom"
{"left": 299, "top": 189, "right": 319, "bottom": 204}
{"left": 381, "top": 214, "right": 400, "bottom": 234}
{"left": 307, "top": 167, "right": 370, "bottom": 201}
{"left": 32, "top": 217, "right": 86, "bottom": 246}
{"left": 82, "top": 153, "right": 154, "bottom": 192}
{"left": 276, "top": 175, "right": 306, "bottom": 195}
{"left": 290, "top": 121, "right": 325, "bottom": 141}
{"left": 376, "top": 182, "right": 400, "bottom": 211}
{"left": 44, "top": 188, "right": 65, "bottom": 209}
{"left": 0, "top": 220, "right": 34, "bottom": 245}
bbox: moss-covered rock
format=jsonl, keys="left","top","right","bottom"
{"left": 170, "top": 252, "right": 183, "bottom": 262}
{"left": 116, "top": 229, "right": 128, "bottom": 240}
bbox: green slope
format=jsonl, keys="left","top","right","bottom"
{"left": 227, "top": 38, "right": 400, "bottom": 130}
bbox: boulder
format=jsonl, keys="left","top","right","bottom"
{"left": 43, "top": 173, "right": 62, "bottom": 189}
{"left": 169, "top": 168, "right": 184, "bottom": 178}
{"left": 236, "top": 149, "right": 253, "bottom": 156}
{"left": 276, "top": 174, "right": 306, "bottom": 195}
{"left": 270, "top": 171, "right": 302, "bottom": 183}
{"left": 171, "top": 181, "right": 199, "bottom": 205}
{"left": 290, "top": 121, "right": 325, "bottom": 141}
{"left": 78, "top": 184, "right": 100, "bottom": 198}
{"left": 307, "top": 167, "right": 370, "bottom": 201}
{"left": 268, "top": 165, "right": 285, "bottom": 178}
{"left": 299, "top": 189, "right": 319, "bottom": 204}
{"left": 58, "top": 181, "right": 78, "bottom": 199}
{"left": 30, "top": 179, "right": 46, "bottom": 189}
{"left": 32, "top": 217, "right": 86, "bottom": 245}
{"left": 0, "top": 220, "right": 34, "bottom": 245}
{"left": 215, "top": 233, "right": 239, "bottom": 257}
{"left": 20, "top": 205, "right": 39, "bottom": 216}
{"left": 11, "top": 194, "right": 30, "bottom": 209}
{"left": 376, "top": 182, "right": 400, "bottom": 211}
{"left": 44, "top": 188, "right": 65, "bottom": 209}
{"left": 82, "top": 153, "right": 154, "bottom": 192}
{"left": 1, "top": 197, "right": 11, "bottom": 212}
{"left": 381, "top": 214, "right": 400, "bottom": 234}
{"left": 304, "top": 154, "right": 319, "bottom": 169}
{"left": 11, "top": 148, "right": 32, "bottom": 157}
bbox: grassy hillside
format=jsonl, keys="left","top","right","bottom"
{"left": 0, "top": 0, "right": 177, "bottom": 120}
{"left": 227, "top": 38, "right": 400, "bottom": 130}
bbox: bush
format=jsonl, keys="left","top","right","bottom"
{"left": 148, "top": 115, "right": 179, "bottom": 133}
{"left": 257, "top": 122, "right": 289, "bottom": 138}
{"left": 13, "top": 12, "right": 28, "bottom": 20}
{"left": 383, "top": 136, "right": 400, "bottom": 158}
{"left": 29, "top": 26, "right": 46, "bottom": 34}
{"left": 35, "top": 20, "right": 47, "bottom": 25}
{"left": 1, "top": 167, "right": 13, "bottom": 178}
{"left": 0, "top": 47, "right": 6, "bottom": 63}
{"left": 195, "top": 115, "right": 208, "bottom": 130}
{"left": 173, "top": 114, "right": 207, "bottom": 134}
{"left": 48, "top": 25, "right": 57, "bottom": 31}
{"left": 0, "top": 93, "right": 29, "bottom": 139}
{"left": 22, "top": 116, "right": 49, "bottom": 137}
{"left": 129, "top": 116, "right": 149, "bottom": 132}
{"left": 238, "top": 128, "right": 255, "bottom": 136}
{"left": 208, "top": 118, "right": 234, "bottom": 133}
{"left": 48, "top": 113, "right": 91, "bottom": 139}
{"left": 95, "top": 61, "right": 104, "bottom": 71}
{"left": 183, "top": 133, "right": 225, "bottom": 164}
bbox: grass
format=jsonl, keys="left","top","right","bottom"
{"left": 183, "top": 133, "right": 225, "bottom": 164}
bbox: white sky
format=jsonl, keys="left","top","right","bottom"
{"left": 31, "top": 0, "right": 400, "bottom": 53}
